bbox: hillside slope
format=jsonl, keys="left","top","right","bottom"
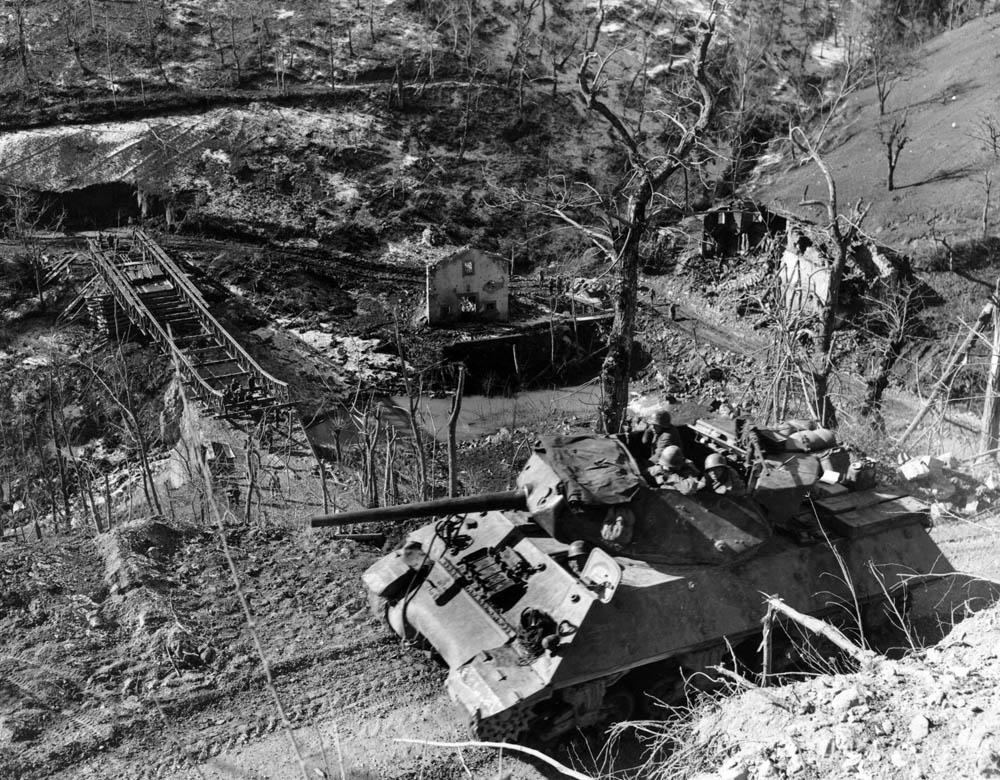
{"left": 750, "top": 14, "right": 1000, "bottom": 259}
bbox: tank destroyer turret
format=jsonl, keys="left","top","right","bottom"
{"left": 312, "top": 421, "right": 949, "bottom": 741}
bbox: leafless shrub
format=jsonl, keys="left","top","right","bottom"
{"left": 877, "top": 110, "right": 909, "bottom": 191}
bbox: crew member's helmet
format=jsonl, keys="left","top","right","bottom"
{"left": 648, "top": 409, "right": 672, "bottom": 428}
{"left": 704, "top": 452, "right": 727, "bottom": 472}
{"left": 659, "top": 445, "right": 685, "bottom": 470}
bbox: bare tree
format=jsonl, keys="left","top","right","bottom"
{"left": 585, "top": 9, "right": 717, "bottom": 432}
{"left": 224, "top": 0, "right": 243, "bottom": 86}
{"left": 394, "top": 319, "right": 428, "bottom": 499}
{"left": 790, "top": 93, "right": 871, "bottom": 427}
{"left": 872, "top": 46, "right": 902, "bottom": 117}
{"left": 13, "top": 0, "right": 31, "bottom": 91}
{"left": 74, "top": 356, "right": 163, "bottom": 517}
{"left": 859, "top": 281, "right": 922, "bottom": 430}
{"left": 718, "top": 2, "right": 783, "bottom": 195}
{"left": 139, "top": 0, "right": 172, "bottom": 86}
{"left": 506, "top": 0, "right": 542, "bottom": 87}
{"left": 3, "top": 186, "right": 50, "bottom": 311}
{"left": 971, "top": 112, "right": 1000, "bottom": 158}
{"left": 878, "top": 110, "right": 909, "bottom": 191}
{"left": 861, "top": 6, "right": 908, "bottom": 117}
{"left": 983, "top": 171, "right": 993, "bottom": 239}
{"left": 509, "top": 5, "right": 718, "bottom": 433}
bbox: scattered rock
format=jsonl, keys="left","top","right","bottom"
{"left": 812, "top": 730, "right": 836, "bottom": 757}
{"left": 830, "top": 685, "right": 863, "bottom": 712}
{"left": 976, "top": 741, "right": 1000, "bottom": 776}
{"left": 909, "top": 714, "right": 931, "bottom": 742}
{"left": 717, "top": 756, "right": 748, "bottom": 780}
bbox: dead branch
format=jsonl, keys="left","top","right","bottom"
{"left": 394, "top": 738, "right": 595, "bottom": 780}
{"left": 764, "top": 596, "right": 877, "bottom": 665}
{"left": 899, "top": 297, "right": 996, "bottom": 447}
{"left": 708, "top": 664, "right": 758, "bottom": 689}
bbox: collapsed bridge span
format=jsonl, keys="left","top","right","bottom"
{"left": 84, "top": 229, "right": 290, "bottom": 418}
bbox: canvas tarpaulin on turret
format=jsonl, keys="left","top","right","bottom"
{"left": 533, "top": 436, "right": 644, "bottom": 507}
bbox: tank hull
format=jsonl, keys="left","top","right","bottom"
{"left": 362, "top": 500, "right": 947, "bottom": 740}
{"left": 346, "top": 429, "right": 949, "bottom": 741}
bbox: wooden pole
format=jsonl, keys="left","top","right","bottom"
{"left": 898, "top": 300, "right": 995, "bottom": 447}
{"left": 447, "top": 366, "right": 466, "bottom": 498}
{"left": 760, "top": 602, "right": 774, "bottom": 685}
{"left": 981, "top": 291, "right": 1000, "bottom": 461}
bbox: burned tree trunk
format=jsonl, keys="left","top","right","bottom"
{"left": 579, "top": 16, "right": 716, "bottom": 433}
{"left": 860, "top": 338, "right": 906, "bottom": 430}
{"left": 860, "top": 283, "right": 919, "bottom": 430}
{"left": 598, "top": 188, "right": 651, "bottom": 432}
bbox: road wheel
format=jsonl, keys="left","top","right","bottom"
{"left": 600, "top": 686, "right": 636, "bottom": 725}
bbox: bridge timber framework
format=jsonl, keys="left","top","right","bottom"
{"left": 85, "top": 229, "right": 290, "bottom": 419}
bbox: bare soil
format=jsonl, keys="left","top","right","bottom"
{"left": 7, "top": 6, "right": 1000, "bottom": 780}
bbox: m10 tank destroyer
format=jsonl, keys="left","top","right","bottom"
{"left": 312, "top": 417, "right": 950, "bottom": 742}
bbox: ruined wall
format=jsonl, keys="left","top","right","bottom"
{"left": 778, "top": 225, "right": 916, "bottom": 316}
{"left": 426, "top": 248, "right": 509, "bottom": 324}
{"left": 778, "top": 228, "right": 831, "bottom": 314}
{"left": 703, "top": 207, "right": 786, "bottom": 259}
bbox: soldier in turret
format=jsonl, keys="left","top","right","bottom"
{"left": 651, "top": 445, "right": 702, "bottom": 494}
{"left": 642, "top": 409, "right": 683, "bottom": 463}
{"left": 701, "top": 452, "right": 747, "bottom": 496}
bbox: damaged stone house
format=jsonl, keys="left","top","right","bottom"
{"left": 426, "top": 247, "right": 509, "bottom": 325}
{"left": 702, "top": 201, "right": 787, "bottom": 259}
{"left": 778, "top": 223, "right": 914, "bottom": 316}
{"left": 700, "top": 200, "right": 917, "bottom": 316}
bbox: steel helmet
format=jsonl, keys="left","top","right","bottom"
{"left": 704, "top": 452, "right": 727, "bottom": 471}
{"left": 659, "top": 445, "right": 685, "bottom": 470}
{"left": 648, "top": 409, "right": 672, "bottom": 427}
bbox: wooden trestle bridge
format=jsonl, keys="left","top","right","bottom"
{"left": 84, "top": 229, "right": 290, "bottom": 418}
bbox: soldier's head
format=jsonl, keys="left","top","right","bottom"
{"left": 704, "top": 452, "right": 727, "bottom": 472}
{"left": 648, "top": 409, "right": 672, "bottom": 431}
{"left": 658, "top": 445, "right": 685, "bottom": 472}
{"left": 704, "top": 452, "right": 730, "bottom": 483}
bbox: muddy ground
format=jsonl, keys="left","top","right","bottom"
{"left": 4, "top": 443, "right": 1000, "bottom": 780}
{"left": 6, "top": 5, "right": 1000, "bottom": 778}
{"left": 4, "top": 242, "right": 1000, "bottom": 780}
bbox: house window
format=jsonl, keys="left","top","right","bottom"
{"left": 484, "top": 301, "right": 497, "bottom": 311}
{"left": 459, "top": 294, "right": 477, "bottom": 313}
{"left": 462, "top": 260, "right": 475, "bottom": 276}
{"left": 440, "top": 305, "right": 452, "bottom": 316}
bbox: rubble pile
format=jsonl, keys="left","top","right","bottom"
{"left": 898, "top": 453, "right": 1000, "bottom": 517}
{"left": 692, "top": 606, "right": 1000, "bottom": 780}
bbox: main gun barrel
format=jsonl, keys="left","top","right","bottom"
{"left": 310, "top": 489, "right": 528, "bottom": 528}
